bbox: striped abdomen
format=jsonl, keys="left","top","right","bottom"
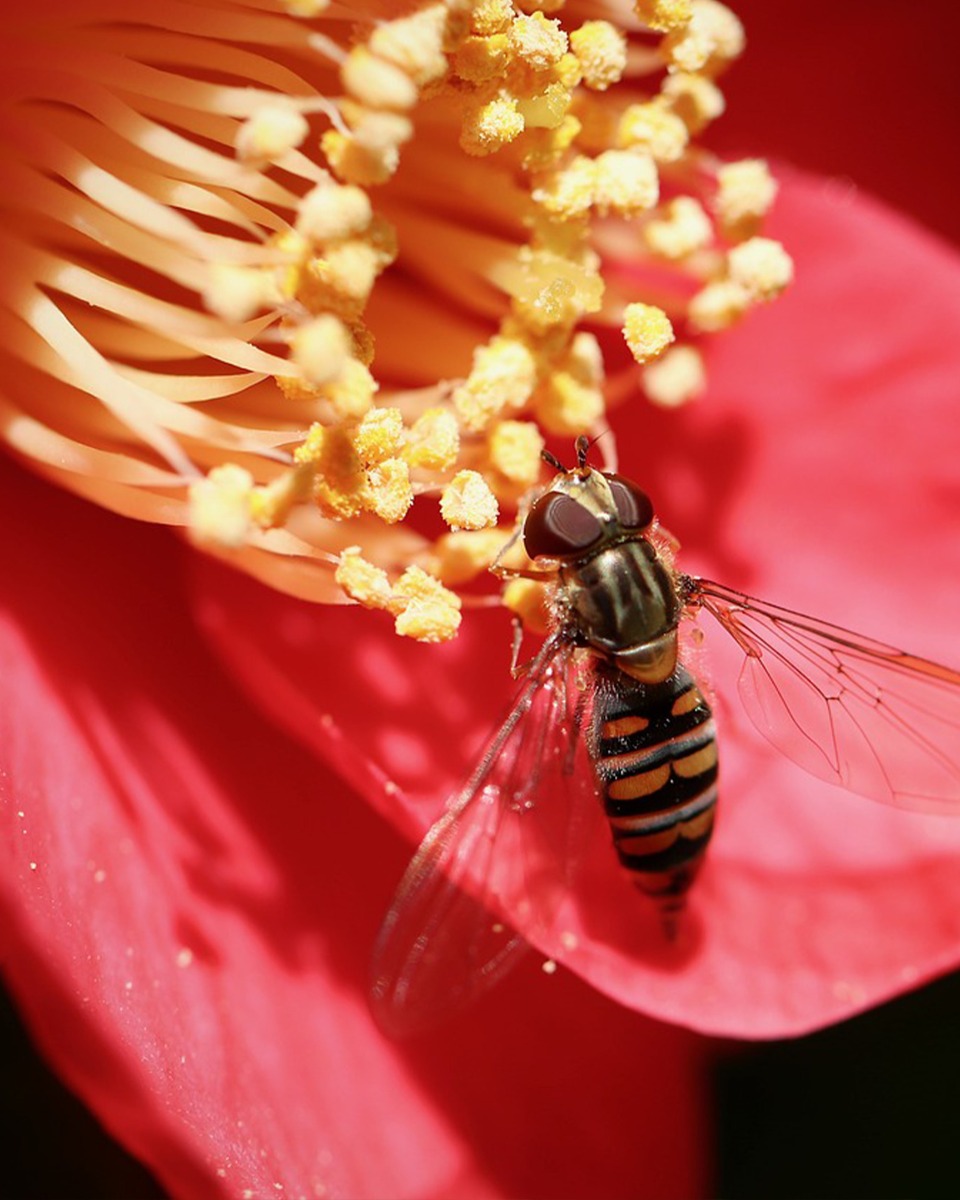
{"left": 590, "top": 663, "right": 718, "bottom": 912}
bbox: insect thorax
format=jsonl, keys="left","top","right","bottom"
{"left": 558, "top": 538, "right": 681, "bottom": 682}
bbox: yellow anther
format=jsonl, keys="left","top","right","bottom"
{"left": 188, "top": 464, "right": 254, "bottom": 549}
{"left": 342, "top": 46, "right": 419, "bottom": 112}
{"left": 643, "top": 195, "right": 713, "bottom": 259}
{"left": 642, "top": 344, "right": 706, "bottom": 407}
{"left": 392, "top": 568, "right": 463, "bottom": 642}
{"left": 521, "top": 114, "right": 582, "bottom": 170}
{"left": 335, "top": 546, "right": 395, "bottom": 610}
{"left": 249, "top": 467, "right": 313, "bottom": 529}
{"left": 404, "top": 407, "right": 460, "bottom": 471}
{"left": 569, "top": 21, "right": 627, "bottom": 91}
{"left": 617, "top": 101, "right": 689, "bottom": 163}
{"left": 503, "top": 577, "right": 552, "bottom": 636}
{"left": 433, "top": 529, "right": 512, "bottom": 586}
{"left": 202, "top": 265, "right": 274, "bottom": 323}
{"left": 567, "top": 329, "right": 604, "bottom": 384}
{"left": 354, "top": 406, "right": 404, "bottom": 465}
{"left": 497, "top": 246, "right": 604, "bottom": 332}
{"left": 337, "top": 551, "right": 462, "bottom": 642}
{"left": 278, "top": 357, "right": 377, "bottom": 425}
{"left": 532, "top": 155, "right": 596, "bottom": 219}
{"left": 633, "top": 0, "right": 694, "bottom": 32}
{"left": 235, "top": 105, "right": 308, "bottom": 165}
{"left": 320, "top": 358, "right": 378, "bottom": 422}
{"left": 460, "top": 94, "right": 525, "bottom": 156}
{"left": 661, "top": 71, "right": 726, "bottom": 133}
{"left": 509, "top": 12, "right": 568, "bottom": 71}
{"left": 488, "top": 420, "right": 545, "bottom": 486}
{"left": 533, "top": 370, "right": 604, "bottom": 437}
{"left": 454, "top": 34, "right": 511, "bottom": 84}
{"left": 368, "top": 6, "right": 449, "bottom": 88}
{"left": 687, "top": 279, "right": 750, "bottom": 332}
{"left": 471, "top": 0, "right": 514, "bottom": 37}
{"left": 529, "top": 328, "right": 605, "bottom": 438}
{"left": 341, "top": 101, "right": 414, "bottom": 155}
{"left": 348, "top": 321, "right": 376, "bottom": 369}
{"left": 365, "top": 214, "right": 400, "bottom": 268}
{"left": 623, "top": 303, "right": 675, "bottom": 364}
{"left": 550, "top": 52, "right": 586, "bottom": 91}
{"left": 296, "top": 424, "right": 366, "bottom": 519}
{"left": 571, "top": 94, "right": 620, "bottom": 154}
{"left": 321, "top": 128, "right": 399, "bottom": 187}
{"left": 296, "top": 181, "right": 373, "bottom": 243}
{"left": 453, "top": 336, "right": 538, "bottom": 432}
{"left": 365, "top": 457, "right": 414, "bottom": 524}
{"left": 440, "top": 470, "right": 500, "bottom": 531}
{"left": 716, "top": 159, "right": 778, "bottom": 239}
{"left": 663, "top": 1, "right": 745, "bottom": 76}
{"left": 727, "top": 237, "right": 794, "bottom": 302}
{"left": 293, "top": 422, "right": 327, "bottom": 466}
{"left": 517, "top": 81, "right": 571, "bottom": 131}
{"left": 593, "top": 149, "right": 660, "bottom": 217}
{"left": 289, "top": 314, "right": 352, "bottom": 386}
{"left": 313, "top": 239, "right": 383, "bottom": 312}
{"left": 267, "top": 229, "right": 311, "bottom": 303}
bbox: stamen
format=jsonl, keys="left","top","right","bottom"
{"left": 2, "top": 1, "right": 791, "bottom": 639}
{"left": 440, "top": 471, "right": 500, "bottom": 532}
{"left": 623, "top": 304, "right": 676, "bottom": 365}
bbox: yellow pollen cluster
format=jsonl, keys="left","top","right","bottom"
{"left": 294, "top": 411, "right": 414, "bottom": 525}
{"left": 569, "top": 22, "right": 628, "bottom": 91}
{"left": 662, "top": 1, "right": 745, "bottom": 75}
{"left": 716, "top": 157, "right": 778, "bottom": 238}
{"left": 58, "top": 0, "right": 791, "bottom": 641}
{"left": 502, "top": 577, "right": 552, "bottom": 636}
{"left": 488, "top": 420, "right": 545, "bottom": 488}
{"left": 235, "top": 106, "right": 309, "bottom": 166}
{"left": 453, "top": 336, "right": 539, "bottom": 432}
{"left": 642, "top": 344, "right": 706, "bottom": 408}
{"left": 188, "top": 465, "right": 257, "bottom": 551}
{"left": 432, "top": 529, "right": 513, "bottom": 588}
{"left": 643, "top": 196, "right": 713, "bottom": 259}
{"left": 617, "top": 101, "right": 690, "bottom": 163}
{"left": 634, "top": 1, "right": 695, "bottom": 33}
{"left": 403, "top": 408, "right": 460, "bottom": 472}
{"left": 440, "top": 470, "right": 500, "bottom": 532}
{"left": 336, "top": 548, "right": 463, "bottom": 643}
{"left": 623, "top": 304, "right": 676, "bottom": 364}
{"left": 688, "top": 234, "right": 794, "bottom": 332}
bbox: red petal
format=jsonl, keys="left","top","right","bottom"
{"left": 714, "top": 1, "right": 960, "bottom": 246}
{"left": 0, "top": 460, "right": 708, "bottom": 1199}
{"left": 196, "top": 168, "right": 960, "bottom": 1038}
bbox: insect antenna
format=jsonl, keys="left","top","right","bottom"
{"left": 540, "top": 448, "right": 566, "bottom": 472}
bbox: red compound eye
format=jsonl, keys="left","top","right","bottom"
{"left": 523, "top": 492, "right": 603, "bottom": 559}
{"left": 604, "top": 474, "right": 655, "bottom": 529}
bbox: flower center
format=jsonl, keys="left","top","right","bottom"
{"left": 2, "top": 1, "right": 791, "bottom": 641}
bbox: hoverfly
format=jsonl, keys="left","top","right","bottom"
{"left": 371, "top": 436, "right": 960, "bottom": 1034}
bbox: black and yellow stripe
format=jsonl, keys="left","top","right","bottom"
{"left": 591, "top": 663, "right": 718, "bottom": 907}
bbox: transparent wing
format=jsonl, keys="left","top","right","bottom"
{"left": 370, "top": 633, "right": 601, "bottom": 1036}
{"left": 689, "top": 576, "right": 960, "bottom": 813}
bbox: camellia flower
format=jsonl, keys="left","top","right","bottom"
{"left": 2, "top": 0, "right": 960, "bottom": 1197}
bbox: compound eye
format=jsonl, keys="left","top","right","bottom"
{"left": 604, "top": 474, "right": 654, "bottom": 530}
{"left": 523, "top": 492, "right": 603, "bottom": 559}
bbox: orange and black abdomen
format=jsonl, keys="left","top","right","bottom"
{"left": 591, "top": 663, "right": 718, "bottom": 909}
